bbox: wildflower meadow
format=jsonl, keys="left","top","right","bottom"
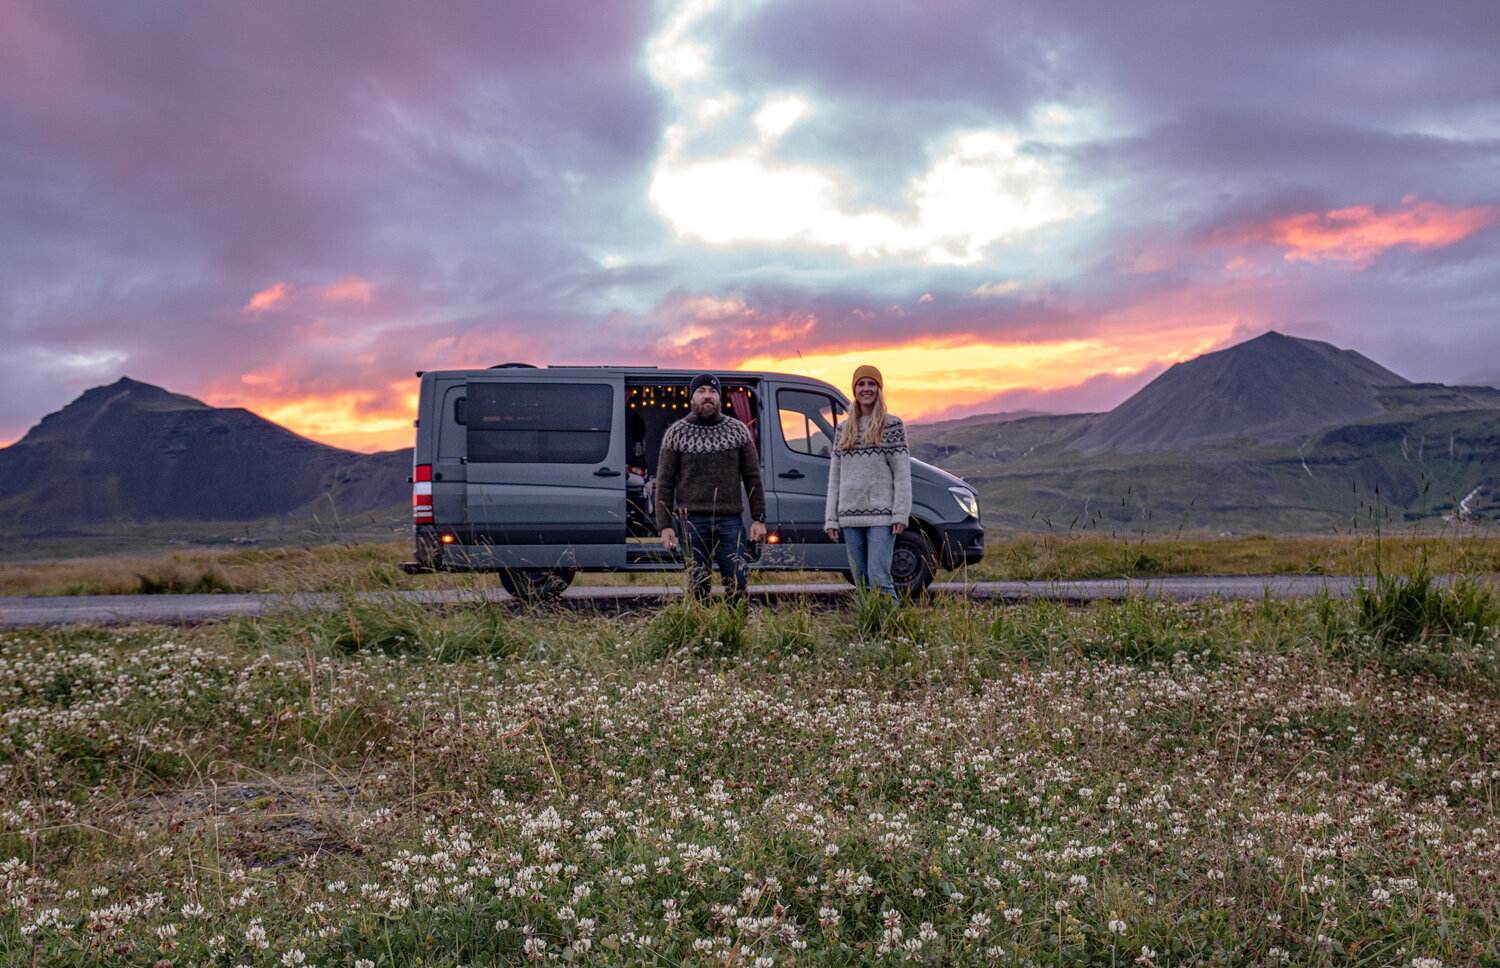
{"left": 2, "top": 589, "right": 1497, "bottom": 966}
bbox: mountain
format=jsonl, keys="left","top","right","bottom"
{"left": 908, "top": 333, "right": 1500, "bottom": 534}
{"left": 0, "top": 378, "right": 411, "bottom": 536}
{"left": 1066, "top": 331, "right": 1409, "bottom": 455}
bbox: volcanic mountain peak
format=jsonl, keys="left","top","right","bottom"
{"left": 18, "top": 376, "right": 214, "bottom": 445}
{"left": 1066, "top": 331, "right": 1411, "bottom": 455}
{"left": 0, "top": 377, "right": 409, "bottom": 527}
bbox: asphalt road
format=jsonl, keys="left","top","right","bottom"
{"left": 0, "top": 574, "right": 1364, "bottom": 629}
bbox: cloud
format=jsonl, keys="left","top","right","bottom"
{"left": 644, "top": 0, "right": 1092, "bottom": 265}
{"left": 322, "top": 277, "right": 374, "bottom": 305}
{"left": 244, "top": 283, "right": 291, "bottom": 315}
{"left": 1261, "top": 197, "right": 1497, "bottom": 269}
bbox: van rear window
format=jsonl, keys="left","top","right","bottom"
{"left": 466, "top": 383, "right": 612, "bottom": 463}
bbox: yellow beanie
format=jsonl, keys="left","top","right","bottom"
{"left": 851, "top": 364, "right": 883, "bottom": 391}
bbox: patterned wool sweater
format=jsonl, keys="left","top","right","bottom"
{"left": 655, "top": 414, "right": 767, "bottom": 528}
{"left": 824, "top": 415, "right": 912, "bottom": 529}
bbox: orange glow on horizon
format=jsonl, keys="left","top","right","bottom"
{"left": 223, "top": 386, "right": 419, "bottom": 453}
{"left": 737, "top": 324, "right": 1239, "bottom": 420}
{"left": 1266, "top": 197, "right": 1496, "bottom": 268}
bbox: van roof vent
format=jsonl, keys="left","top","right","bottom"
{"left": 489, "top": 362, "right": 538, "bottom": 369}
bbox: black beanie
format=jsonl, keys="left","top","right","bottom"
{"left": 688, "top": 373, "right": 721, "bottom": 396}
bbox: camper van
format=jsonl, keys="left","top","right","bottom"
{"left": 402, "top": 365, "right": 984, "bottom": 598}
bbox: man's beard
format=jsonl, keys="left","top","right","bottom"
{"left": 694, "top": 400, "right": 719, "bottom": 419}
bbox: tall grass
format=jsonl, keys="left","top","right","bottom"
{"left": 2, "top": 589, "right": 1498, "bottom": 965}
{"left": 8, "top": 533, "right": 1500, "bottom": 595}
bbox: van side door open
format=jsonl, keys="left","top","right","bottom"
{"left": 459, "top": 373, "right": 627, "bottom": 569}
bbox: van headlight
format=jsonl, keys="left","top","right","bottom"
{"left": 949, "top": 486, "right": 979, "bottom": 520}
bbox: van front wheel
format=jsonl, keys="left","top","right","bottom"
{"left": 889, "top": 529, "right": 936, "bottom": 596}
{"left": 498, "top": 568, "right": 575, "bottom": 602}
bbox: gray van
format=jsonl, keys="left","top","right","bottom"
{"left": 402, "top": 365, "right": 984, "bottom": 598}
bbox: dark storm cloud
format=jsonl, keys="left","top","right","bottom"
{"left": 0, "top": 0, "right": 661, "bottom": 441}
{"left": 730, "top": 0, "right": 1063, "bottom": 114}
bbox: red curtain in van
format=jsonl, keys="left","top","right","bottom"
{"left": 726, "top": 387, "right": 757, "bottom": 445}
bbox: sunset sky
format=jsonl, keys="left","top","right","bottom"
{"left": 2, "top": 0, "right": 1497, "bottom": 452}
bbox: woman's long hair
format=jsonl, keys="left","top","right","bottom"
{"left": 836, "top": 388, "right": 888, "bottom": 450}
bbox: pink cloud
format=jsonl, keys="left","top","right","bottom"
{"left": 1254, "top": 197, "right": 1497, "bottom": 269}
{"left": 243, "top": 282, "right": 291, "bottom": 315}
{"left": 322, "top": 276, "right": 372, "bottom": 304}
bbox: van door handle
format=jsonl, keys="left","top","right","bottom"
{"left": 778, "top": 469, "right": 804, "bottom": 479}
{"left": 594, "top": 467, "right": 622, "bottom": 477}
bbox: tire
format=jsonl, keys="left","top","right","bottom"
{"left": 498, "top": 568, "right": 575, "bottom": 603}
{"left": 889, "top": 529, "right": 936, "bottom": 596}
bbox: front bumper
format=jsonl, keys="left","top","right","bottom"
{"left": 933, "top": 522, "right": 985, "bottom": 570}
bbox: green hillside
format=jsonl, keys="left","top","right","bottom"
{"left": 911, "top": 392, "right": 1500, "bottom": 535}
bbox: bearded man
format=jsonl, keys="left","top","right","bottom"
{"left": 656, "top": 373, "right": 768, "bottom": 601}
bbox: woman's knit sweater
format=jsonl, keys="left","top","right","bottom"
{"left": 824, "top": 415, "right": 912, "bottom": 529}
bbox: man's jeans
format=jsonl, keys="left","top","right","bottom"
{"left": 679, "top": 513, "right": 749, "bottom": 599}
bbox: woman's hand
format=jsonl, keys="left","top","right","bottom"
{"left": 825, "top": 528, "right": 840, "bottom": 542}
{"left": 891, "top": 522, "right": 905, "bottom": 535}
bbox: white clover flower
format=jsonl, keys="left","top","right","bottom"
{"left": 1108, "top": 918, "right": 1127, "bottom": 934}
{"left": 281, "top": 948, "right": 307, "bottom": 966}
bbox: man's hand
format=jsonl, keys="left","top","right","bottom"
{"left": 826, "top": 528, "right": 840, "bottom": 542}
{"left": 892, "top": 522, "right": 906, "bottom": 536}
{"left": 661, "top": 527, "right": 678, "bottom": 550}
{"left": 749, "top": 521, "right": 767, "bottom": 543}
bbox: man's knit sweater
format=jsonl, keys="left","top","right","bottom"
{"left": 824, "top": 415, "right": 912, "bottom": 529}
{"left": 655, "top": 413, "right": 766, "bottom": 529}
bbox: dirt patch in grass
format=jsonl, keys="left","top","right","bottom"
{"left": 121, "top": 773, "right": 370, "bottom": 869}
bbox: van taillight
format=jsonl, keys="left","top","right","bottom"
{"left": 413, "top": 464, "right": 434, "bottom": 525}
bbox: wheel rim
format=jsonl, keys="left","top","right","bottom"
{"left": 890, "top": 544, "right": 920, "bottom": 583}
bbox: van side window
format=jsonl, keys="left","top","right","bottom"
{"left": 777, "top": 390, "right": 843, "bottom": 458}
{"left": 466, "top": 383, "right": 612, "bottom": 463}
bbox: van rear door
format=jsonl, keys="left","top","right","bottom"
{"left": 460, "top": 372, "right": 627, "bottom": 569}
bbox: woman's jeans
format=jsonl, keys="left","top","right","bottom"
{"left": 679, "top": 513, "right": 749, "bottom": 600}
{"left": 843, "top": 525, "right": 897, "bottom": 601}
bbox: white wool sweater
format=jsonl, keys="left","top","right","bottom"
{"left": 824, "top": 415, "right": 912, "bottom": 529}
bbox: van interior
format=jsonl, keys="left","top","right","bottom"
{"left": 624, "top": 380, "right": 760, "bottom": 538}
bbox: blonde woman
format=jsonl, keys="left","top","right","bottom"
{"left": 824, "top": 365, "right": 912, "bottom": 601}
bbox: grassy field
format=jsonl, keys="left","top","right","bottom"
{"left": 2, "top": 575, "right": 1498, "bottom": 966}
{"left": 4, "top": 533, "right": 1500, "bottom": 597}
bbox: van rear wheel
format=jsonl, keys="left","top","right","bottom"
{"left": 890, "top": 529, "right": 936, "bottom": 596}
{"left": 498, "top": 568, "right": 575, "bottom": 602}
